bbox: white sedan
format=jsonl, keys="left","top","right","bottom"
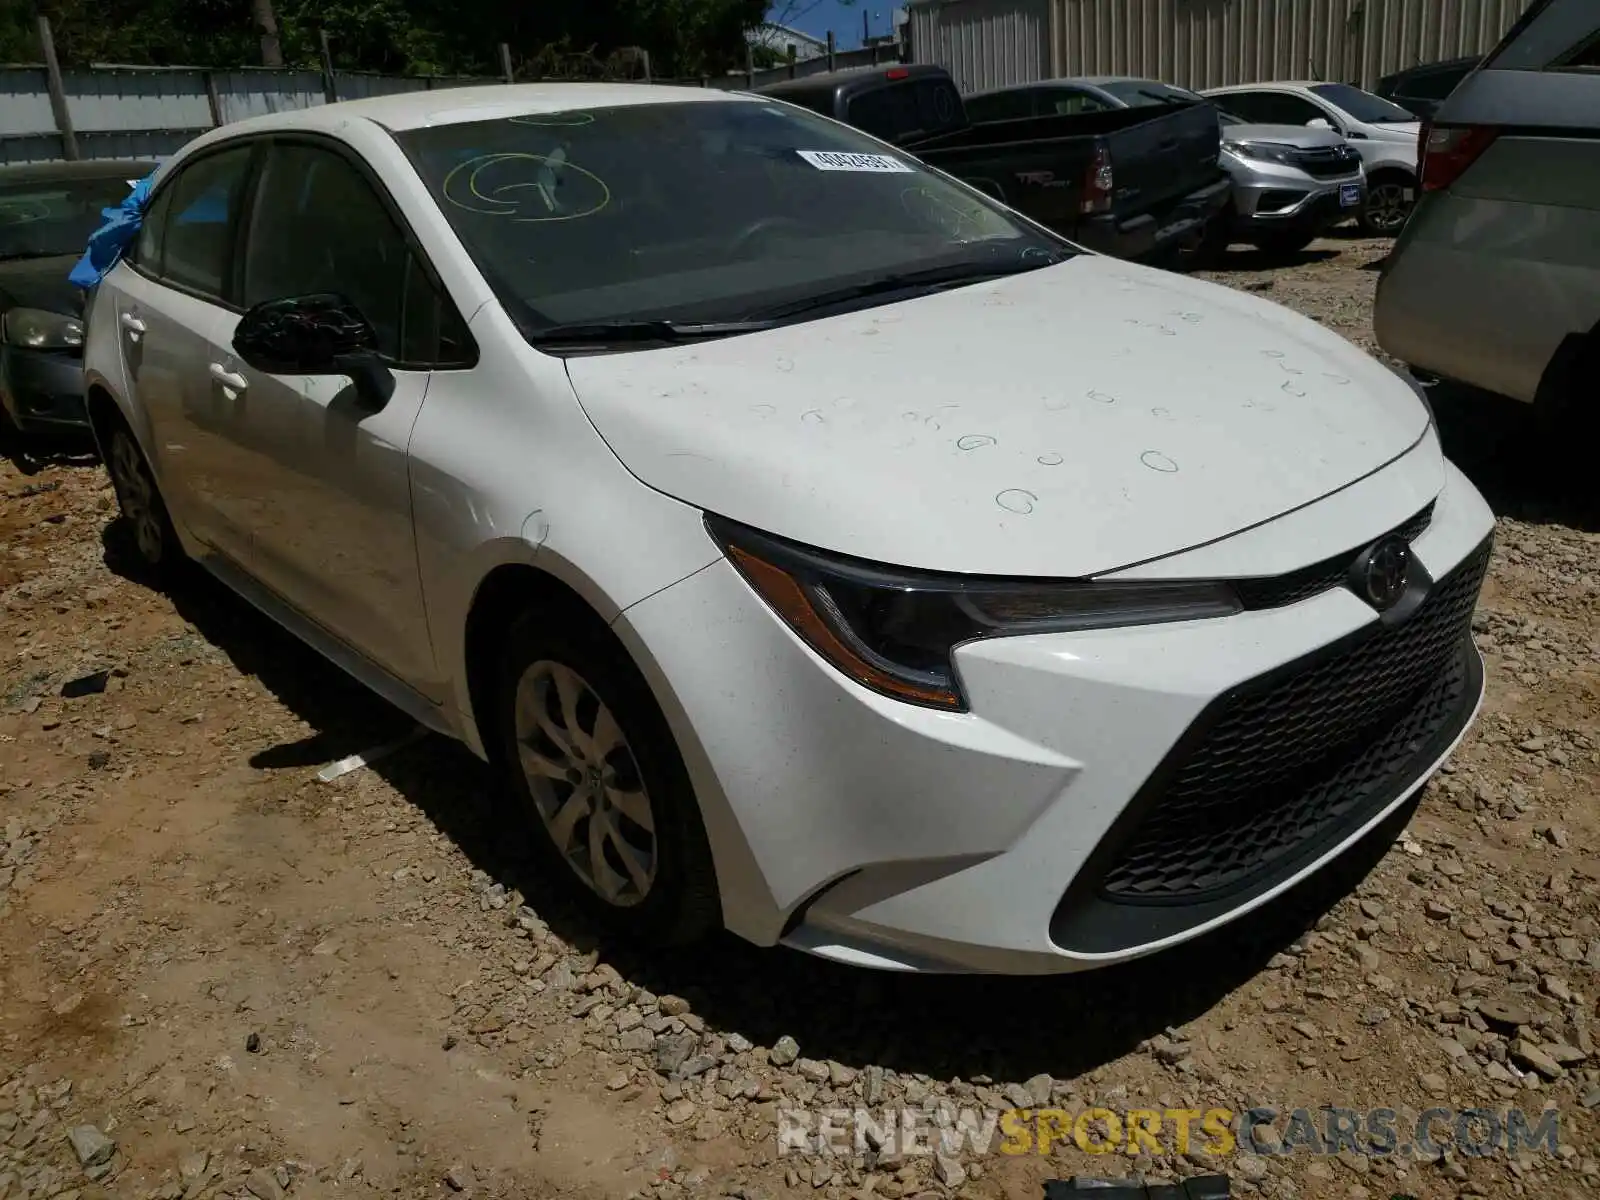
{"left": 82, "top": 82, "right": 1494, "bottom": 974}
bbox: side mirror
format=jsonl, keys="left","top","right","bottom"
{"left": 1306, "top": 117, "right": 1333, "bottom": 131}
{"left": 232, "top": 293, "right": 395, "bottom": 410}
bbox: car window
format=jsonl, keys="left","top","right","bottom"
{"left": 241, "top": 141, "right": 471, "bottom": 368}
{"left": 1309, "top": 83, "right": 1416, "bottom": 124}
{"left": 1213, "top": 91, "right": 1321, "bottom": 125}
{"left": 127, "top": 183, "right": 171, "bottom": 272}
{"left": 1045, "top": 88, "right": 1113, "bottom": 115}
{"left": 0, "top": 174, "right": 142, "bottom": 262}
{"left": 964, "top": 91, "right": 1035, "bottom": 122}
{"left": 242, "top": 142, "right": 408, "bottom": 359}
{"left": 1563, "top": 33, "right": 1600, "bottom": 69}
{"left": 844, "top": 79, "right": 963, "bottom": 142}
{"left": 160, "top": 145, "right": 255, "bottom": 300}
{"left": 396, "top": 99, "right": 1073, "bottom": 335}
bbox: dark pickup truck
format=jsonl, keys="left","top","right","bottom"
{"left": 756, "top": 63, "right": 1231, "bottom": 263}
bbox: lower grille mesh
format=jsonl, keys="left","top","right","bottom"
{"left": 1101, "top": 538, "right": 1490, "bottom": 903}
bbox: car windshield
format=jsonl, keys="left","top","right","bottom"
{"left": 1097, "top": 80, "right": 1203, "bottom": 108}
{"left": 395, "top": 98, "right": 1075, "bottom": 335}
{"left": 0, "top": 173, "right": 135, "bottom": 261}
{"left": 1309, "top": 83, "right": 1417, "bottom": 124}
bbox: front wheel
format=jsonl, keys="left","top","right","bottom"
{"left": 494, "top": 606, "right": 721, "bottom": 946}
{"left": 1360, "top": 176, "right": 1414, "bottom": 236}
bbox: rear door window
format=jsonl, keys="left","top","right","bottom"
{"left": 964, "top": 90, "right": 1035, "bottom": 122}
{"left": 159, "top": 145, "right": 255, "bottom": 301}
{"left": 845, "top": 79, "right": 963, "bottom": 143}
{"left": 1216, "top": 90, "right": 1325, "bottom": 126}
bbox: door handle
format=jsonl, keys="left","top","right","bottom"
{"left": 208, "top": 363, "right": 248, "bottom": 392}
{"left": 120, "top": 312, "right": 146, "bottom": 339}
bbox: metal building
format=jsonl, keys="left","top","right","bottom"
{"left": 907, "top": 0, "right": 1536, "bottom": 95}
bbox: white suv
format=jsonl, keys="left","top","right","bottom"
{"left": 84, "top": 84, "right": 1493, "bottom": 975}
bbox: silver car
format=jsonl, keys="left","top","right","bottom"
{"left": 1203, "top": 81, "right": 1422, "bottom": 236}
{"left": 1216, "top": 112, "right": 1366, "bottom": 254}
{"left": 1375, "top": 0, "right": 1600, "bottom": 430}
{"left": 964, "top": 78, "right": 1366, "bottom": 256}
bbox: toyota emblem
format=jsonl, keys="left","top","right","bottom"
{"left": 1354, "top": 535, "right": 1411, "bottom": 611}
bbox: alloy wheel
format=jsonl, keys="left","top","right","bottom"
{"left": 108, "top": 429, "right": 165, "bottom": 563}
{"left": 1365, "top": 182, "right": 1411, "bottom": 234}
{"left": 513, "top": 660, "right": 658, "bottom": 907}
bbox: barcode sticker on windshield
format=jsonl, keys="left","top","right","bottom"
{"left": 796, "top": 150, "right": 913, "bottom": 173}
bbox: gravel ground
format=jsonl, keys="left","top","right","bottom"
{"left": 1, "top": 231, "right": 1598, "bottom": 1200}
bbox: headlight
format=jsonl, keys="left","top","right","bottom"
{"left": 2, "top": 307, "right": 84, "bottom": 350}
{"left": 1227, "top": 141, "right": 1295, "bottom": 165}
{"left": 708, "top": 517, "right": 1241, "bottom": 711}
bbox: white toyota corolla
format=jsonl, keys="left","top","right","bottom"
{"left": 81, "top": 83, "right": 1494, "bottom": 974}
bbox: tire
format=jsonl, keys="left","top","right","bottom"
{"left": 1249, "top": 229, "right": 1316, "bottom": 257}
{"left": 1359, "top": 173, "right": 1414, "bottom": 237}
{"left": 103, "top": 415, "right": 184, "bottom": 574}
{"left": 494, "top": 604, "right": 720, "bottom": 947}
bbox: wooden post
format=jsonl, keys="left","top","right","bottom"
{"left": 318, "top": 29, "right": 337, "bottom": 103}
{"left": 640, "top": 49, "right": 651, "bottom": 82}
{"left": 826, "top": 31, "right": 836, "bottom": 72}
{"left": 203, "top": 70, "right": 224, "bottom": 129}
{"left": 499, "top": 43, "right": 514, "bottom": 83}
{"left": 786, "top": 44, "right": 797, "bottom": 79}
{"left": 745, "top": 45, "right": 755, "bottom": 89}
{"left": 37, "top": 16, "right": 78, "bottom": 161}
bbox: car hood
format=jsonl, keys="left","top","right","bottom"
{"left": 0, "top": 254, "right": 82, "bottom": 316}
{"left": 564, "top": 254, "right": 1431, "bottom": 578}
{"left": 1364, "top": 121, "right": 1422, "bottom": 142}
{"left": 1222, "top": 123, "right": 1348, "bottom": 149}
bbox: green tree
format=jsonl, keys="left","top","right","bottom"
{"left": 0, "top": 0, "right": 769, "bottom": 77}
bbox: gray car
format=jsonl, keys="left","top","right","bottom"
{"left": 1374, "top": 0, "right": 1599, "bottom": 431}
{"left": 965, "top": 77, "right": 1366, "bottom": 256}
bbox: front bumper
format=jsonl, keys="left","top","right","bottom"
{"left": 1073, "top": 175, "right": 1233, "bottom": 261}
{"left": 1233, "top": 171, "right": 1366, "bottom": 232}
{"left": 619, "top": 459, "right": 1495, "bottom": 974}
{"left": 0, "top": 345, "right": 89, "bottom": 431}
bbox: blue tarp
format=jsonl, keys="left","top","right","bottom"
{"left": 68, "top": 168, "right": 159, "bottom": 290}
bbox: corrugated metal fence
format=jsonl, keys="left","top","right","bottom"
{"left": 0, "top": 44, "right": 904, "bottom": 165}
{"left": 910, "top": 0, "right": 1536, "bottom": 94}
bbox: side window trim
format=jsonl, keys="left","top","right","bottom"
{"left": 253, "top": 131, "right": 478, "bottom": 370}
{"left": 126, "top": 138, "right": 264, "bottom": 311}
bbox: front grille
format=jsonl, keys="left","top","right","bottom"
{"left": 1292, "top": 146, "right": 1362, "bottom": 179}
{"left": 1234, "top": 502, "right": 1434, "bottom": 611}
{"left": 1099, "top": 537, "right": 1489, "bottom": 903}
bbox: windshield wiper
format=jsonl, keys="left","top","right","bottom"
{"left": 751, "top": 257, "right": 1066, "bottom": 321}
{"left": 526, "top": 318, "right": 782, "bottom": 347}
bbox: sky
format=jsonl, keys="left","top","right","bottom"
{"left": 765, "top": 1, "right": 904, "bottom": 50}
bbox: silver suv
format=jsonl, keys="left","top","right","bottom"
{"left": 1374, "top": 0, "right": 1600, "bottom": 431}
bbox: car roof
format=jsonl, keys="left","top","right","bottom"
{"left": 202, "top": 82, "right": 754, "bottom": 140}
{"left": 756, "top": 62, "right": 949, "bottom": 99}
{"left": 0, "top": 159, "right": 160, "bottom": 184}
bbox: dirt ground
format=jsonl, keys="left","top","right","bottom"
{"left": 2, "top": 232, "right": 1598, "bottom": 1200}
